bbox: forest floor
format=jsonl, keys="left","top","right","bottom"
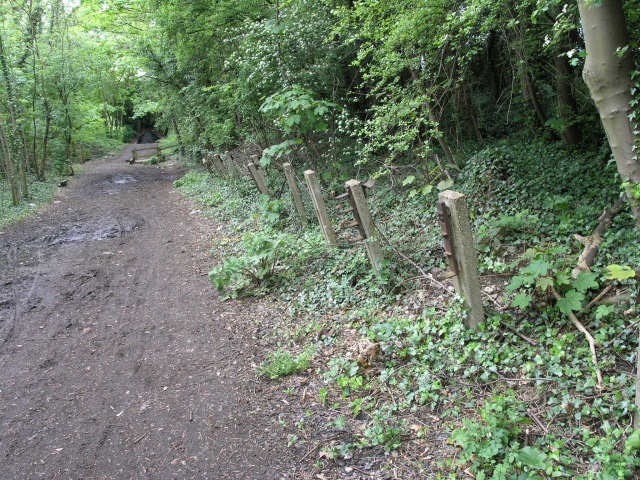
{"left": 0, "top": 146, "right": 320, "bottom": 479}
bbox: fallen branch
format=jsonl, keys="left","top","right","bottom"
{"left": 499, "top": 320, "right": 538, "bottom": 346}
{"left": 583, "top": 284, "right": 615, "bottom": 312}
{"left": 552, "top": 288, "right": 603, "bottom": 388}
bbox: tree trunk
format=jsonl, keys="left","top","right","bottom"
{"left": 555, "top": 50, "right": 582, "bottom": 146}
{"left": 0, "top": 121, "right": 19, "bottom": 205}
{"left": 577, "top": 0, "right": 640, "bottom": 230}
{"left": 425, "top": 98, "right": 457, "bottom": 167}
{"left": 172, "top": 116, "right": 184, "bottom": 155}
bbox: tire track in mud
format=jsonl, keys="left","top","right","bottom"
{"left": 0, "top": 148, "right": 298, "bottom": 479}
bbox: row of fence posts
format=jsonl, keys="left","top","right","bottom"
{"left": 203, "top": 151, "right": 484, "bottom": 330}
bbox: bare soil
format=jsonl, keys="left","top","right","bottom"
{"left": 0, "top": 146, "right": 303, "bottom": 479}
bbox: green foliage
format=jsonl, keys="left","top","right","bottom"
{"left": 451, "top": 391, "right": 539, "bottom": 477}
{"left": 260, "top": 85, "right": 337, "bottom": 137}
{"left": 258, "top": 347, "right": 313, "bottom": 380}
{"left": 506, "top": 246, "right": 601, "bottom": 319}
{"left": 0, "top": 180, "right": 56, "bottom": 228}
{"left": 605, "top": 264, "right": 636, "bottom": 281}
{"left": 208, "top": 229, "right": 297, "bottom": 297}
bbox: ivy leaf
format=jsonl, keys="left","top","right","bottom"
{"left": 556, "top": 290, "right": 584, "bottom": 316}
{"left": 437, "top": 178, "right": 454, "bottom": 190}
{"left": 535, "top": 276, "right": 554, "bottom": 291}
{"left": 595, "top": 305, "right": 615, "bottom": 321}
{"left": 402, "top": 175, "right": 416, "bottom": 186}
{"left": 572, "top": 272, "right": 598, "bottom": 293}
{"left": 605, "top": 264, "right": 636, "bottom": 281}
{"left": 511, "top": 293, "right": 532, "bottom": 310}
{"left": 515, "top": 446, "right": 547, "bottom": 469}
{"left": 521, "top": 258, "right": 551, "bottom": 277}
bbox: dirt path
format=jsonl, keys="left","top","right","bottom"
{"left": 0, "top": 147, "right": 298, "bottom": 479}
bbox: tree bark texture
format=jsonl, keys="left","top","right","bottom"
{"left": 577, "top": 0, "right": 640, "bottom": 230}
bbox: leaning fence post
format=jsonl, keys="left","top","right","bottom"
{"left": 345, "top": 180, "right": 384, "bottom": 273}
{"left": 247, "top": 163, "right": 271, "bottom": 196}
{"left": 437, "top": 190, "right": 484, "bottom": 329}
{"left": 304, "top": 170, "right": 337, "bottom": 247}
{"left": 205, "top": 153, "right": 227, "bottom": 176}
{"left": 222, "top": 151, "right": 240, "bottom": 178}
{"left": 283, "top": 163, "right": 308, "bottom": 227}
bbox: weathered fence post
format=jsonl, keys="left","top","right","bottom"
{"left": 345, "top": 180, "right": 384, "bottom": 272}
{"left": 304, "top": 170, "right": 337, "bottom": 247}
{"left": 212, "top": 153, "right": 228, "bottom": 176}
{"left": 222, "top": 151, "right": 240, "bottom": 178}
{"left": 283, "top": 163, "right": 308, "bottom": 227}
{"left": 247, "top": 163, "right": 271, "bottom": 196}
{"left": 132, "top": 149, "right": 138, "bottom": 163}
{"left": 203, "top": 152, "right": 226, "bottom": 176}
{"left": 437, "top": 190, "right": 484, "bottom": 329}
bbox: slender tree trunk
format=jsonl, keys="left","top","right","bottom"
{"left": 410, "top": 68, "right": 457, "bottom": 167}
{"left": 555, "top": 50, "right": 582, "bottom": 146}
{"left": 424, "top": 98, "right": 457, "bottom": 167}
{"left": 513, "top": 44, "right": 548, "bottom": 128}
{"left": 33, "top": 17, "right": 51, "bottom": 179}
{"left": 172, "top": 115, "right": 184, "bottom": 155}
{"left": 577, "top": 0, "right": 640, "bottom": 230}
{"left": 40, "top": 102, "right": 51, "bottom": 178}
{"left": 0, "top": 120, "right": 19, "bottom": 205}
{"left": 486, "top": 31, "right": 503, "bottom": 102}
{"left": 462, "top": 82, "right": 483, "bottom": 144}
{"left": 0, "top": 32, "right": 25, "bottom": 201}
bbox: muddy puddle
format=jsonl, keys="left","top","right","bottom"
{"left": 99, "top": 174, "right": 139, "bottom": 195}
{"left": 44, "top": 216, "right": 144, "bottom": 246}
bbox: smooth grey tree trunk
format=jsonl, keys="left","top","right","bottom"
{"left": 577, "top": 0, "right": 640, "bottom": 230}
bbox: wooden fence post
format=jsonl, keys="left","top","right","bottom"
{"left": 222, "top": 151, "right": 240, "bottom": 178}
{"left": 438, "top": 190, "right": 484, "bottom": 329}
{"left": 247, "top": 163, "right": 270, "bottom": 196}
{"left": 283, "top": 163, "right": 308, "bottom": 227}
{"left": 345, "top": 179, "right": 384, "bottom": 273}
{"left": 212, "top": 153, "right": 228, "bottom": 176}
{"left": 132, "top": 149, "right": 138, "bottom": 163}
{"left": 202, "top": 152, "right": 225, "bottom": 176}
{"left": 304, "top": 170, "right": 337, "bottom": 246}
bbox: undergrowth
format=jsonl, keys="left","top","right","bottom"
{"left": 176, "top": 138, "right": 640, "bottom": 479}
{"left": 0, "top": 179, "right": 57, "bottom": 229}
